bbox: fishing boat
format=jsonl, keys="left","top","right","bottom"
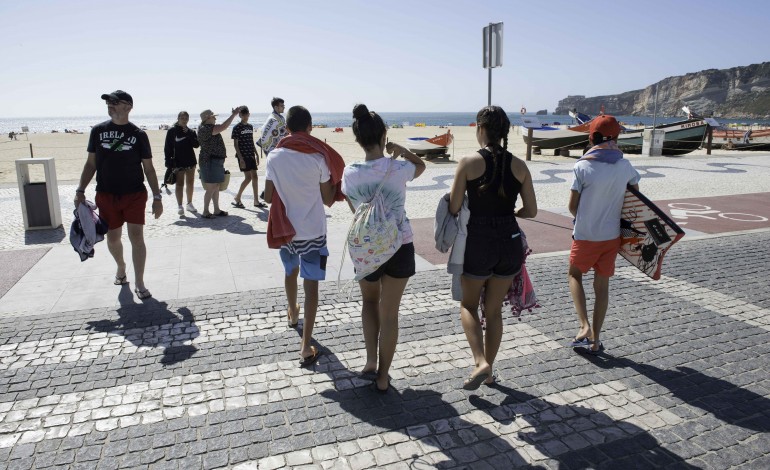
{"left": 709, "top": 128, "right": 770, "bottom": 150}
{"left": 617, "top": 118, "right": 708, "bottom": 155}
{"left": 406, "top": 130, "right": 453, "bottom": 156}
{"left": 521, "top": 121, "right": 592, "bottom": 150}
{"left": 525, "top": 107, "right": 708, "bottom": 155}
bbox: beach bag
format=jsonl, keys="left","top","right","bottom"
{"left": 345, "top": 159, "right": 403, "bottom": 281}
{"left": 219, "top": 170, "right": 231, "bottom": 191}
{"left": 162, "top": 167, "right": 177, "bottom": 188}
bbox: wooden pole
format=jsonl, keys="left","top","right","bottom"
{"left": 706, "top": 126, "right": 713, "bottom": 155}
{"left": 29, "top": 144, "right": 34, "bottom": 158}
{"left": 526, "top": 128, "right": 533, "bottom": 161}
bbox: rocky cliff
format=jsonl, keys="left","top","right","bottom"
{"left": 554, "top": 62, "right": 770, "bottom": 118}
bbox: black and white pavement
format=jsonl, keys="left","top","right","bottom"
{"left": 0, "top": 230, "right": 768, "bottom": 469}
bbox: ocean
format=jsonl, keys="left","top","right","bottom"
{"left": 2, "top": 112, "right": 769, "bottom": 134}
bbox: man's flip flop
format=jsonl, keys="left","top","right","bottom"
{"left": 462, "top": 372, "right": 490, "bottom": 391}
{"left": 254, "top": 201, "right": 268, "bottom": 209}
{"left": 134, "top": 288, "right": 152, "bottom": 300}
{"left": 114, "top": 275, "right": 128, "bottom": 285}
{"left": 299, "top": 346, "right": 321, "bottom": 368}
{"left": 215, "top": 211, "right": 228, "bottom": 216}
{"left": 231, "top": 201, "right": 245, "bottom": 209}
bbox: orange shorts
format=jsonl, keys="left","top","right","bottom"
{"left": 95, "top": 190, "right": 147, "bottom": 230}
{"left": 569, "top": 238, "right": 621, "bottom": 277}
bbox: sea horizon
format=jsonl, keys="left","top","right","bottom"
{"left": 3, "top": 112, "right": 770, "bottom": 134}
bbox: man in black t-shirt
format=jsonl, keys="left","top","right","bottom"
{"left": 75, "top": 90, "right": 163, "bottom": 300}
{"left": 231, "top": 106, "right": 266, "bottom": 209}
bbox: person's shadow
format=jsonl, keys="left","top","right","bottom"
{"left": 469, "top": 382, "right": 698, "bottom": 469}
{"left": 574, "top": 350, "right": 770, "bottom": 432}
{"left": 85, "top": 298, "right": 199, "bottom": 366}
{"left": 309, "top": 344, "right": 694, "bottom": 469}
{"left": 172, "top": 214, "right": 262, "bottom": 235}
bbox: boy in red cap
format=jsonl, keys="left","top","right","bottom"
{"left": 567, "top": 115, "right": 640, "bottom": 354}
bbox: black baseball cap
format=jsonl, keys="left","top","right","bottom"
{"left": 101, "top": 90, "right": 133, "bottom": 105}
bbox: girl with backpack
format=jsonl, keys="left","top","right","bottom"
{"left": 341, "top": 104, "right": 426, "bottom": 393}
{"left": 448, "top": 106, "right": 538, "bottom": 390}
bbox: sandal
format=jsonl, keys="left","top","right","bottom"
{"left": 231, "top": 201, "right": 245, "bottom": 209}
{"left": 299, "top": 346, "right": 322, "bottom": 368}
{"left": 134, "top": 288, "right": 152, "bottom": 300}
{"left": 214, "top": 210, "right": 228, "bottom": 217}
{"left": 114, "top": 275, "right": 128, "bottom": 286}
{"left": 568, "top": 337, "right": 594, "bottom": 347}
{"left": 254, "top": 201, "right": 268, "bottom": 209}
{"left": 585, "top": 342, "right": 605, "bottom": 356}
{"left": 201, "top": 213, "right": 215, "bottom": 219}
{"left": 462, "top": 372, "right": 490, "bottom": 391}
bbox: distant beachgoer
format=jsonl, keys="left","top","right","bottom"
{"left": 342, "top": 104, "right": 426, "bottom": 393}
{"left": 567, "top": 115, "right": 640, "bottom": 355}
{"left": 257, "top": 97, "right": 287, "bottom": 156}
{"left": 231, "top": 106, "right": 267, "bottom": 209}
{"left": 448, "top": 105, "right": 538, "bottom": 390}
{"left": 74, "top": 90, "right": 162, "bottom": 300}
{"left": 264, "top": 105, "right": 345, "bottom": 368}
{"left": 164, "top": 111, "right": 200, "bottom": 216}
{"left": 197, "top": 107, "right": 242, "bottom": 218}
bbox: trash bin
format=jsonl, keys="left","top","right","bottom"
{"left": 15, "top": 157, "right": 62, "bottom": 230}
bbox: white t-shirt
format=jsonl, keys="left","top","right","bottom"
{"left": 341, "top": 157, "right": 416, "bottom": 244}
{"left": 571, "top": 159, "right": 641, "bottom": 241}
{"left": 265, "top": 148, "right": 331, "bottom": 241}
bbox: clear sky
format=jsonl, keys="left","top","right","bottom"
{"left": 1, "top": 0, "right": 768, "bottom": 117}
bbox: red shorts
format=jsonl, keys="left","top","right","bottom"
{"left": 95, "top": 190, "right": 148, "bottom": 230}
{"left": 569, "top": 238, "right": 621, "bottom": 277}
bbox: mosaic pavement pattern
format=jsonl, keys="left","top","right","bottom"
{"left": 0, "top": 232, "right": 768, "bottom": 468}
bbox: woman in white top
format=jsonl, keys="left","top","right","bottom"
{"left": 341, "top": 104, "right": 426, "bottom": 393}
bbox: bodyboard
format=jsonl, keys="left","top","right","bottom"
{"left": 619, "top": 186, "right": 685, "bottom": 280}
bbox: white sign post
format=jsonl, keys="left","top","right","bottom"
{"left": 483, "top": 22, "right": 503, "bottom": 106}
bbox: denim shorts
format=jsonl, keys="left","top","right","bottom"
{"left": 463, "top": 216, "right": 523, "bottom": 280}
{"left": 280, "top": 246, "right": 329, "bottom": 281}
{"left": 362, "top": 242, "right": 416, "bottom": 282}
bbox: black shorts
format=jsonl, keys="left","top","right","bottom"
{"left": 239, "top": 155, "right": 257, "bottom": 172}
{"left": 463, "top": 216, "right": 523, "bottom": 280}
{"left": 363, "top": 242, "right": 416, "bottom": 282}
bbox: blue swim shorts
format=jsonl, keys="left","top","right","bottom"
{"left": 279, "top": 246, "right": 329, "bottom": 281}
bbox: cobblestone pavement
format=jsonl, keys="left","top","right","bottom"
{"left": 0, "top": 232, "right": 768, "bottom": 469}
{"left": 1, "top": 153, "right": 769, "bottom": 251}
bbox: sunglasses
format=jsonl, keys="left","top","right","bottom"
{"left": 105, "top": 98, "right": 128, "bottom": 105}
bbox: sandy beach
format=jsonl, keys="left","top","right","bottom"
{"left": 0, "top": 124, "right": 751, "bottom": 186}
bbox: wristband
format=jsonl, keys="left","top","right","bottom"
{"left": 75, "top": 189, "right": 85, "bottom": 194}
{"left": 153, "top": 194, "right": 162, "bottom": 201}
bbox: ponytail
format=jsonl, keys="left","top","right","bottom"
{"left": 476, "top": 106, "right": 511, "bottom": 198}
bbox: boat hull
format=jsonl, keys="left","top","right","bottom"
{"left": 618, "top": 120, "right": 708, "bottom": 155}
{"left": 709, "top": 128, "right": 770, "bottom": 150}
{"left": 522, "top": 128, "right": 590, "bottom": 149}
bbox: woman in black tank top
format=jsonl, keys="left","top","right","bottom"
{"left": 448, "top": 106, "right": 538, "bottom": 390}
